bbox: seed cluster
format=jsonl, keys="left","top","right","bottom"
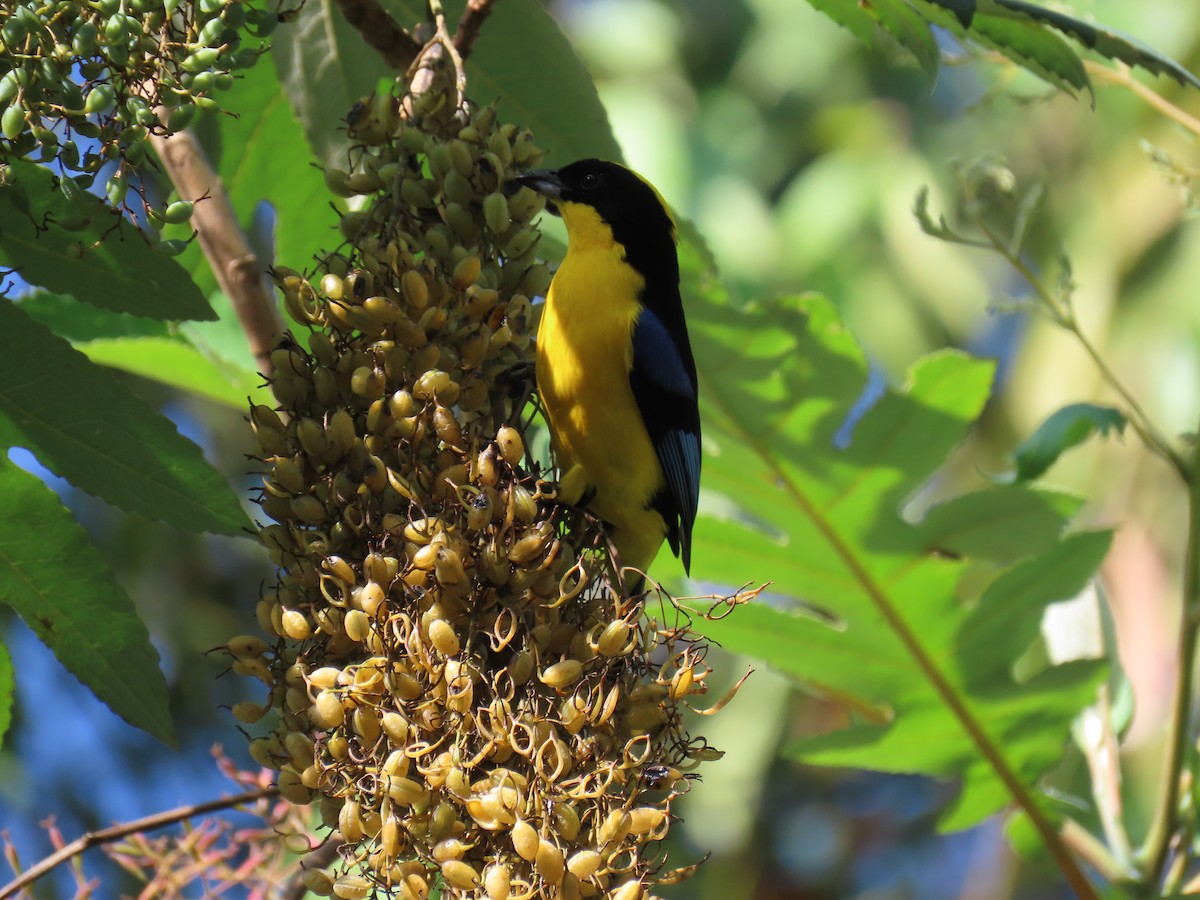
{"left": 235, "top": 80, "right": 719, "bottom": 900}
{"left": 0, "top": 0, "right": 291, "bottom": 228}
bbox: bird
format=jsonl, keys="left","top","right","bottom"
{"left": 514, "top": 159, "right": 700, "bottom": 580}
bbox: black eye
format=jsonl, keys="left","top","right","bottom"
{"left": 580, "top": 171, "right": 602, "bottom": 190}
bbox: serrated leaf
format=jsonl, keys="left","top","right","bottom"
{"left": 992, "top": 0, "right": 1200, "bottom": 91}
{"left": 926, "top": 0, "right": 975, "bottom": 28}
{"left": 1014, "top": 402, "right": 1126, "bottom": 482}
{"left": 683, "top": 255, "right": 1108, "bottom": 829}
{"left": 0, "top": 642, "right": 11, "bottom": 748}
{"left": 0, "top": 456, "right": 174, "bottom": 744}
{"left": 872, "top": 0, "right": 940, "bottom": 81}
{"left": 76, "top": 336, "right": 262, "bottom": 410}
{"left": 0, "top": 161, "right": 214, "bottom": 322}
{"left": 972, "top": 13, "right": 1092, "bottom": 99}
{"left": 803, "top": 0, "right": 882, "bottom": 45}
{"left": 15, "top": 291, "right": 172, "bottom": 342}
{"left": 0, "top": 300, "right": 252, "bottom": 536}
{"left": 273, "top": 0, "right": 621, "bottom": 166}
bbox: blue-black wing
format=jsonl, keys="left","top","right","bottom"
{"left": 628, "top": 305, "right": 701, "bottom": 572}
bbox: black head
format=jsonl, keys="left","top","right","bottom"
{"left": 515, "top": 159, "right": 676, "bottom": 239}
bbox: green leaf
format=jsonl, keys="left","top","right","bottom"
{"left": 269, "top": 0, "right": 392, "bottom": 165}
{"left": 684, "top": 262, "right": 1108, "bottom": 829}
{"left": 0, "top": 641, "right": 11, "bottom": 748}
{"left": 452, "top": 0, "right": 622, "bottom": 164}
{"left": 991, "top": 0, "right": 1200, "bottom": 91}
{"left": 76, "top": 336, "right": 263, "bottom": 410}
{"left": 803, "top": 0, "right": 880, "bottom": 45}
{"left": 15, "top": 292, "right": 265, "bottom": 408}
{"left": 1014, "top": 402, "right": 1126, "bottom": 482}
{"left": 0, "top": 455, "right": 175, "bottom": 744}
{"left": 15, "top": 291, "right": 172, "bottom": 342}
{"left": 0, "top": 161, "right": 214, "bottom": 322}
{"left": 272, "top": 0, "right": 621, "bottom": 166}
{"left": 0, "top": 299, "right": 252, "bottom": 536}
{"left": 872, "top": 0, "right": 940, "bottom": 81}
{"left": 970, "top": 13, "right": 1092, "bottom": 99}
{"left": 914, "top": 485, "right": 1083, "bottom": 563}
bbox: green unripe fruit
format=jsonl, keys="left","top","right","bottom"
{"left": 220, "top": 3, "right": 245, "bottom": 28}
{"left": 190, "top": 70, "right": 216, "bottom": 93}
{"left": 60, "top": 81, "right": 85, "bottom": 113}
{"left": 167, "top": 102, "right": 196, "bottom": 131}
{"left": 83, "top": 83, "right": 116, "bottom": 115}
{"left": 197, "top": 16, "right": 227, "bottom": 47}
{"left": 2, "top": 104, "right": 25, "bottom": 141}
{"left": 0, "top": 72, "right": 19, "bottom": 106}
{"left": 181, "top": 46, "right": 220, "bottom": 72}
{"left": 106, "top": 171, "right": 129, "bottom": 206}
{"left": 154, "top": 238, "right": 190, "bottom": 256}
{"left": 163, "top": 200, "right": 194, "bottom": 224}
{"left": 103, "top": 12, "right": 132, "bottom": 45}
{"left": 72, "top": 20, "right": 98, "bottom": 53}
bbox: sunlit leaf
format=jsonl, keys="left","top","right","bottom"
{"left": 683, "top": 255, "right": 1107, "bottom": 829}
{"left": 1013, "top": 403, "right": 1126, "bottom": 482}
{"left": 0, "top": 161, "right": 214, "bottom": 322}
{"left": 0, "top": 300, "right": 252, "bottom": 536}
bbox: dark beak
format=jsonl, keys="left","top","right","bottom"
{"left": 509, "top": 169, "right": 564, "bottom": 216}
{"left": 512, "top": 169, "right": 564, "bottom": 199}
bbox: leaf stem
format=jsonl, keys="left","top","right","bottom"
{"left": 1140, "top": 446, "right": 1200, "bottom": 884}
{"left": 965, "top": 203, "right": 1190, "bottom": 482}
{"left": 1084, "top": 61, "right": 1200, "bottom": 139}
{"left": 0, "top": 787, "right": 279, "bottom": 899}
{"left": 700, "top": 368, "right": 1102, "bottom": 900}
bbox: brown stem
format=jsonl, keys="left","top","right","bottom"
{"left": 148, "top": 128, "right": 285, "bottom": 375}
{"left": 0, "top": 787, "right": 279, "bottom": 899}
{"left": 453, "top": 0, "right": 499, "bottom": 61}
{"left": 333, "top": 0, "right": 421, "bottom": 72}
{"left": 276, "top": 837, "right": 344, "bottom": 900}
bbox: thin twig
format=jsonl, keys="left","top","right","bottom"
{"left": 453, "top": 0, "right": 498, "bottom": 61}
{"left": 276, "top": 837, "right": 343, "bottom": 900}
{"left": 1079, "top": 692, "right": 1135, "bottom": 875}
{"left": 149, "top": 128, "right": 285, "bottom": 374}
{"left": 961, "top": 197, "right": 1191, "bottom": 482}
{"left": 1061, "top": 818, "right": 1129, "bottom": 886}
{"left": 428, "top": 0, "right": 467, "bottom": 107}
{"left": 333, "top": 0, "right": 421, "bottom": 72}
{"left": 1140, "top": 452, "right": 1200, "bottom": 883}
{"left": 0, "top": 787, "right": 279, "bottom": 899}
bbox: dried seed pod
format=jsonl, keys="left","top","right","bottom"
{"left": 243, "top": 91, "right": 720, "bottom": 899}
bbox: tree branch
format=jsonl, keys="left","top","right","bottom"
{"left": 149, "top": 128, "right": 285, "bottom": 375}
{"left": 333, "top": 0, "right": 422, "bottom": 72}
{"left": 453, "top": 0, "right": 498, "bottom": 61}
{"left": 0, "top": 787, "right": 279, "bottom": 899}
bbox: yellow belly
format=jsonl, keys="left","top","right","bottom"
{"left": 535, "top": 241, "right": 667, "bottom": 573}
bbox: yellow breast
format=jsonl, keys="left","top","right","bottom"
{"left": 535, "top": 203, "right": 668, "bottom": 571}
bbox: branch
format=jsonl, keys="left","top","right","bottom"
{"left": 149, "top": 128, "right": 285, "bottom": 374}
{"left": 0, "top": 787, "right": 279, "bottom": 899}
{"left": 1140, "top": 449, "right": 1200, "bottom": 883}
{"left": 333, "top": 0, "right": 422, "bottom": 72}
{"left": 453, "top": 0, "right": 499, "bottom": 61}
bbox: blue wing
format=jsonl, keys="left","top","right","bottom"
{"left": 628, "top": 305, "right": 701, "bottom": 572}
